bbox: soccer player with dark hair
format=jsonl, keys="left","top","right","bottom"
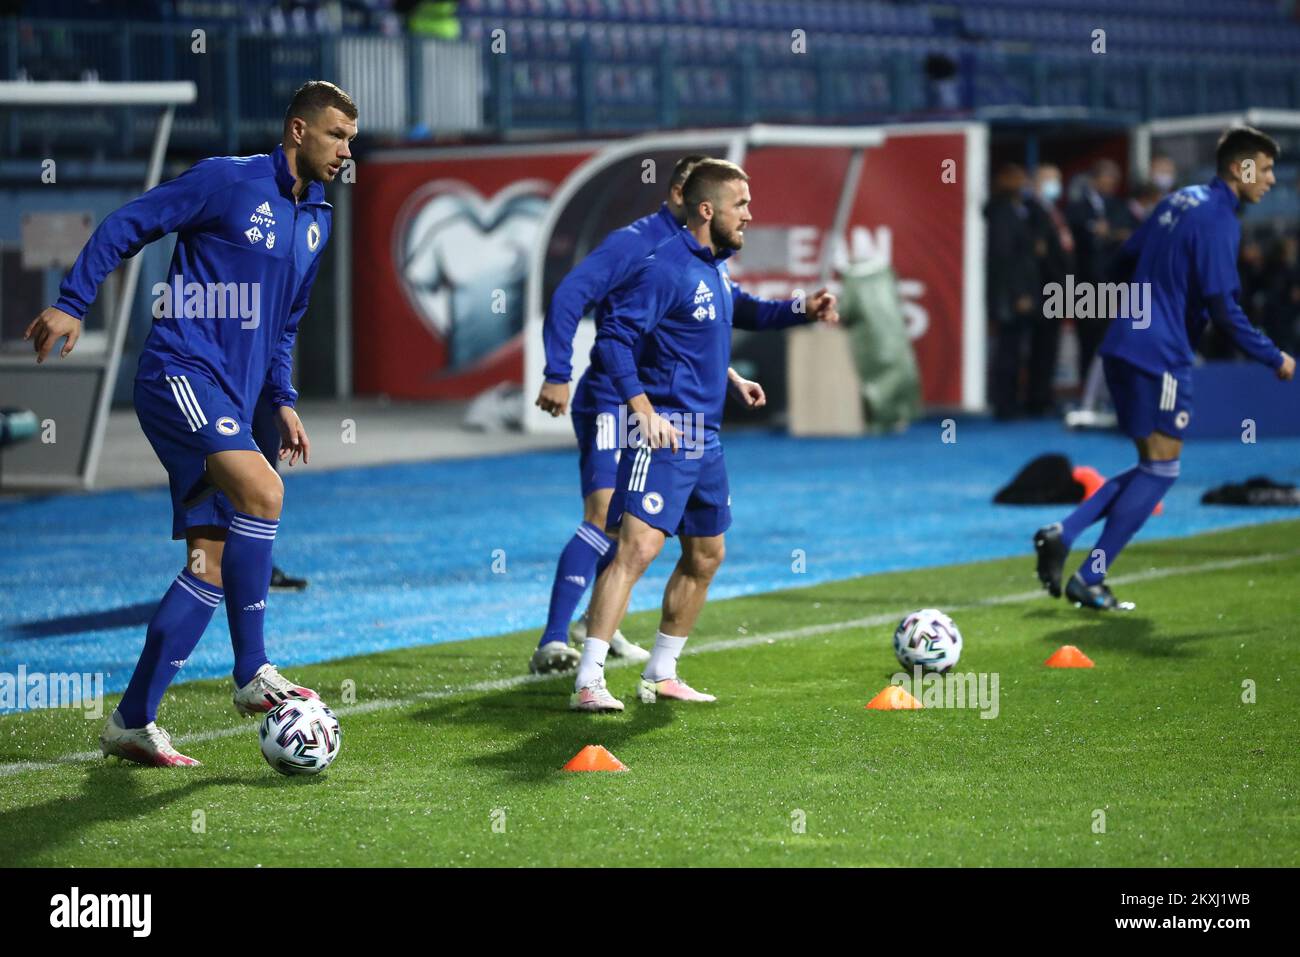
{"left": 530, "top": 154, "right": 768, "bottom": 675}
{"left": 569, "top": 159, "right": 839, "bottom": 711}
{"left": 1034, "top": 126, "right": 1295, "bottom": 610}
{"left": 24, "top": 79, "right": 358, "bottom": 765}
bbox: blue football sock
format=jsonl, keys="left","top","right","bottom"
{"left": 1077, "top": 459, "right": 1178, "bottom": 586}
{"left": 539, "top": 522, "right": 611, "bottom": 646}
{"left": 117, "top": 569, "right": 223, "bottom": 727}
{"left": 224, "top": 512, "right": 278, "bottom": 686}
{"left": 1060, "top": 467, "right": 1137, "bottom": 548}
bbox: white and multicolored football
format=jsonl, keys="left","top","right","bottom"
{"left": 259, "top": 698, "right": 341, "bottom": 776}
{"left": 893, "top": 609, "right": 963, "bottom": 673}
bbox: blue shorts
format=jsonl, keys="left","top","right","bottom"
{"left": 135, "top": 366, "right": 268, "bottom": 540}
{"left": 1104, "top": 356, "right": 1193, "bottom": 440}
{"left": 607, "top": 441, "right": 731, "bottom": 539}
{"left": 572, "top": 408, "right": 623, "bottom": 499}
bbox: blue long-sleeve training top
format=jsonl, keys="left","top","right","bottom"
{"left": 543, "top": 202, "right": 683, "bottom": 414}
{"left": 1101, "top": 176, "right": 1283, "bottom": 375}
{"left": 55, "top": 145, "right": 331, "bottom": 416}
{"left": 595, "top": 226, "right": 810, "bottom": 444}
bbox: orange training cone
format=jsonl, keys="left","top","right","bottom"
{"left": 1072, "top": 465, "right": 1105, "bottom": 500}
{"left": 562, "top": 745, "right": 628, "bottom": 772}
{"left": 1045, "top": 645, "right": 1095, "bottom": 668}
{"left": 865, "top": 685, "right": 923, "bottom": 710}
{"left": 1076, "top": 464, "right": 1162, "bottom": 515}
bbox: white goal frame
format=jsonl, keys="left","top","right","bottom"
{"left": 0, "top": 81, "right": 196, "bottom": 489}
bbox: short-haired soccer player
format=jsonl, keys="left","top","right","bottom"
{"left": 1035, "top": 126, "right": 1295, "bottom": 609}
{"left": 24, "top": 80, "right": 358, "bottom": 764}
{"left": 569, "top": 159, "right": 839, "bottom": 711}
{"left": 530, "top": 154, "right": 767, "bottom": 675}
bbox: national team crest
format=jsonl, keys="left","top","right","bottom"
{"left": 307, "top": 222, "right": 321, "bottom": 251}
{"left": 642, "top": 491, "right": 664, "bottom": 515}
{"left": 216, "top": 417, "right": 240, "bottom": 436}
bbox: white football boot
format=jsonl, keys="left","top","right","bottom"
{"left": 569, "top": 676, "right": 625, "bottom": 713}
{"left": 100, "top": 711, "right": 200, "bottom": 767}
{"left": 636, "top": 675, "right": 717, "bottom": 704}
{"left": 529, "top": 641, "right": 581, "bottom": 674}
{"left": 232, "top": 663, "right": 320, "bottom": 717}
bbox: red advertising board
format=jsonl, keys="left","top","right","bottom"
{"left": 352, "top": 146, "right": 597, "bottom": 399}
{"left": 354, "top": 129, "right": 975, "bottom": 407}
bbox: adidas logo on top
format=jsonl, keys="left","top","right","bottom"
{"left": 255, "top": 201, "right": 273, "bottom": 215}
{"left": 694, "top": 279, "right": 713, "bottom": 304}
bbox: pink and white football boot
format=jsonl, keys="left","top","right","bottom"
{"left": 232, "top": 663, "right": 320, "bottom": 717}
{"left": 636, "top": 675, "right": 717, "bottom": 704}
{"left": 569, "top": 676, "right": 625, "bottom": 713}
{"left": 100, "top": 711, "right": 200, "bottom": 767}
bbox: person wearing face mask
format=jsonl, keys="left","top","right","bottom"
{"left": 1150, "top": 154, "right": 1178, "bottom": 195}
{"left": 1025, "top": 164, "right": 1075, "bottom": 417}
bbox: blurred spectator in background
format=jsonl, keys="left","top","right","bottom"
{"left": 1262, "top": 234, "right": 1300, "bottom": 356}
{"left": 986, "top": 162, "right": 1041, "bottom": 419}
{"left": 1149, "top": 153, "right": 1178, "bottom": 194}
{"left": 1067, "top": 158, "right": 1136, "bottom": 384}
{"left": 1025, "top": 163, "right": 1074, "bottom": 416}
{"left": 1127, "top": 180, "right": 1164, "bottom": 222}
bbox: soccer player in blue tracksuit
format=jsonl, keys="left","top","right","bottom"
{"left": 531, "top": 154, "right": 769, "bottom": 675}
{"left": 569, "top": 159, "right": 839, "bottom": 712}
{"left": 1034, "top": 126, "right": 1295, "bottom": 610}
{"left": 24, "top": 81, "right": 358, "bottom": 765}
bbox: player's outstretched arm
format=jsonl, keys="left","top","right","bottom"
{"left": 49, "top": 159, "right": 230, "bottom": 327}
{"left": 731, "top": 284, "right": 839, "bottom": 331}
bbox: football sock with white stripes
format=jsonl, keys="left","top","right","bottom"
{"left": 225, "top": 512, "right": 278, "bottom": 686}
{"left": 1078, "top": 459, "right": 1179, "bottom": 586}
{"left": 1059, "top": 467, "right": 1137, "bottom": 547}
{"left": 644, "top": 631, "right": 689, "bottom": 682}
{"left": 117, "top": 569, "right": 223, "bottom": 727}
{"left": 539, "top": 522, "right": 611, "bottom": 646}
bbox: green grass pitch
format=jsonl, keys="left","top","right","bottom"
{"left": 3, "top": 520, "right": 1298, "bottom": 867}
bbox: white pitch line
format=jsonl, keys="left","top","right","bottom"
{"left": 1, "top": 549, "right": 1293, "bottom": 780}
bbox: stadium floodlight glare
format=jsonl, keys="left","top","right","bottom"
{"left": 0, "top": 81, "right": 197, "bottom": 490}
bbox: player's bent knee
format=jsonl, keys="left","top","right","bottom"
{"left": 687, "top": 545, "right": 725, "bottom": 580}
{"left": 618, "top": 538, "right": 661, "bottom": 573}
{"left": 235, "top": 471, "right": 284, "bottom": 518}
